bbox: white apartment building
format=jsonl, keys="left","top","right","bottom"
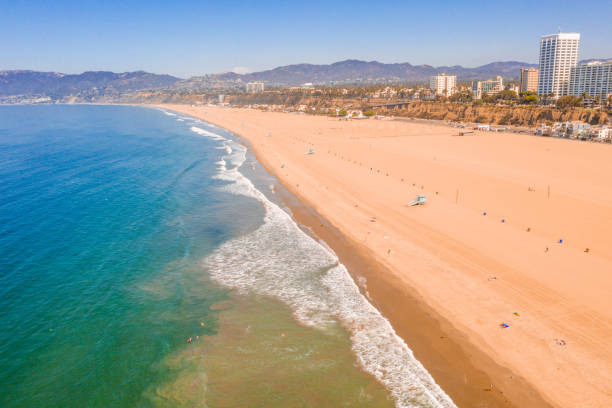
{"left": 472, "top": 76, "right": 503, "bottom": 99}
{"left": 246, "top": 82, "right": 265, "bottom": 93}
{"left": 429, "top": 74, "right": 457, "bottom": 97}
{"left": 537, "top": 33, "right": 580, "bottom": 98}
{"left": 568, "top": 60, "right": 612, "bottom": 100}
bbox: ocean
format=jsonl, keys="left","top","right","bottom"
{"left": 0, "top": 105, "right": 455, "bottom": 408}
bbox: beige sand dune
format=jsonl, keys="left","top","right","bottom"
{"left": 161, "top": 105, "right": 612, "bottom": 408}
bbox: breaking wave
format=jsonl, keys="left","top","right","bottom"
{"left": 198, "top": 122, "right": 456, "bottom": 408}
{"left": 190, "top": 126, "right": 226, "bottom": 141}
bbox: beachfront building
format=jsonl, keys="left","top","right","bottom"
{"left": 535, "top": 123, "right": 553, "bottom": 136}
{"left": 246, "top": 82, "right": 265, "bottom": 93}
{"left": 472, "top": 76, "right": 503, "bottom": 99}
{"left": 537, "top": 32, "right": 580, "bottom": 98}
{"left": 568, "top": 60, "right": 612, "bottom": 101}
{"left": 552, "top": 121, "right": 591, "bottom": 138}
{"left": 429, "top": 74, "right": 457, "bottom": 97}
{"left": 520, "top": 68, "right": 539, "bottom": 93}
{"left": 589, "top": 125, "right": 611, "bottom": 142}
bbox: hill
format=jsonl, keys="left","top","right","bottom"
{"left": 2, "top": 58, "right": 609, "bottom": 101}
{"left": 177, "top": 60, "right": 540, "bottom": 88}
{"left": 0, "top": 70, "right": 181, "bottom": 100}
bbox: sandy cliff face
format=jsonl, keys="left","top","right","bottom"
{"left": 93, "top": 90, "right": 610, "bottom": 128}
{"left": 382, "top": 102, "right": 609, "bottom": 126}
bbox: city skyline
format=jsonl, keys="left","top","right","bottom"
{"left": 1, "top": 0, "right": 611, "bottom": 78}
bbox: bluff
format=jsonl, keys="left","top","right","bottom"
{"left": 379, "top": 102, "right": 609, "bottom": 126}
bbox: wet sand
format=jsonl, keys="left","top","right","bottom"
{"left": 279, "top": 186, "right": 549, "bottom": 408}
{"left": 159, "top": 105, "right": 612, "bottom": 408}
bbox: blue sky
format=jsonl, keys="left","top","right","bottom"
{"left": 1, "top": 0, "right": 610, "bottom": 78}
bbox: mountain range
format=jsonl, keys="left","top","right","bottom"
{"left": 0, "top": 70, "right": 180, "bottom": 98}
{"left": 179, "top": 60, "right": 541, "bottom": 88}
{"left": 2, "top": 58, "right": 609, "bottom": 101}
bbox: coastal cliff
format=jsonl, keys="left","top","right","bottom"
{"left": 378, "top": 102, "right": 609, "bottom": 126}
{"left": 16, "top": 87, "right": 607, "bottom": 128}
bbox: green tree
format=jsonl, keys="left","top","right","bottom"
{"left": 434, "top": 93, "right": 448, "bottom": 102}
{"left": 556, "top": 95, "right": 583, "bottom": 108}
{"left": 449, "top": 90, "right": 473, "bottom": 103}
{"left": 519, "top": 91, "right": 538, "bottom": 105}
{"left": 338, "top": 108, "right": 347, "bottom": 116}
{"left": 482, "top": 92, "right": 499, "bottom": 104}
{"left": 523, "top": 94, "right": 538, "bottom": 104}
{"left": 363, "top": 109, "right": 375, "bottom": 117}
{"left": 498, "top": 90, "right": 518, "bottom": 101}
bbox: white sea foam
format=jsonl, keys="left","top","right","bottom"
{"left": 215, "top": 160, "right": 227, "bottom": 171}
{"left": 190, "top": 126, "right": 226, "bottom": 141}
{"left": 201, "top": 130, "right": 456, "bottom": 408}
{"left": 163, "top": 111, "right": 177, "bottom": 116}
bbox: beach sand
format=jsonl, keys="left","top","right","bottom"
{"left": 160, "top": 105, "right": 612, "bottom": 408}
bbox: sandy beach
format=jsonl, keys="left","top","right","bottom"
{"left": 160, "top": 105, "right": 612, "bottom": 408}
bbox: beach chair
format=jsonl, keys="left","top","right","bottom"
{"left": 406, "top": 195, "right": 426, "bottom": 206}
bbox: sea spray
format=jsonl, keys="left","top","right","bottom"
{"left": 195, "top": 125, "right": 457, "bottom": 408}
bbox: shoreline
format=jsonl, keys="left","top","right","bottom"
{"left": 158, "top": 104, "right": 612, "bottom": 408}
{"left": 277, "top": 182, "right": 550, "bottom": 408}
{"left": 161, "top": 104, "right": 551, "bottom": 407}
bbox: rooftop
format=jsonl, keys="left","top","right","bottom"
{"left": 541, "top": 32, "right": 581, "bottom": 40}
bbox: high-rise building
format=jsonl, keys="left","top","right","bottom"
{"left": 246, "top": 82, "right": 265, "bottom": 93}
{"left": 520, "top": 68, "right": 539, "bottom": 93}
{"left": 568, "top": 60, "right": 612, "bottom": 100}
{"left": 472, "top": 76, "right": 503, "bottom": 99}
{"left": 429, "top": 74, "right": 457, "bottom": 97}
{"left": 537, "top": 33, "right": 580, "bottom": 98}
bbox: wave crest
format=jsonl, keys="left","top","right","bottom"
{"left": 202, "top": 128, "right": 456, "bottom": 408}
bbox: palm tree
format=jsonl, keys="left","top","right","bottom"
{"left": 581, "top": 92, "right": 592, "bottom": 106}
{"left": 594, "top": 95, "right": 601, "bottom": 111}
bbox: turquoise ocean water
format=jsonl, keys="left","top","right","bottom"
{"left": 0, "top": 105, "right": 455, "bottom": 408}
